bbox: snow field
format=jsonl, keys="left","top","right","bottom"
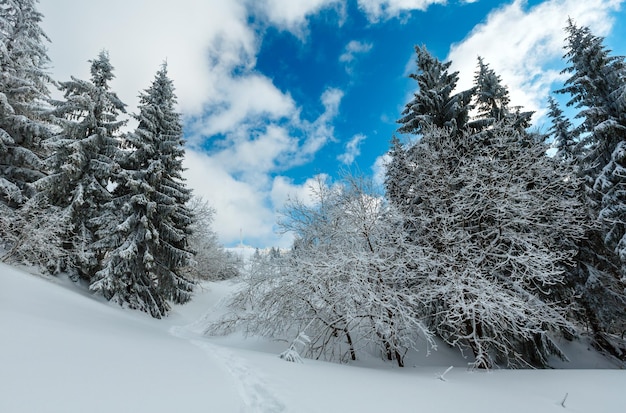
{"left": 1, "top": 263, "right": 625, "bottom": 413}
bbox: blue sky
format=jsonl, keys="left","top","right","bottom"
{"left": 39, "top": 0, "right": 625, "bottom": 248}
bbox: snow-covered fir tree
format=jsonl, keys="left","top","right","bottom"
{"left": 0, "top": 0, "right": 72, "bottom": 271}
{"left": 0, "top": 0, "right": 50, "bottom": 204}
{"left": 470, "top": 57, "right": 532, "bottom": 131}
{"left": 397, "top": 45, "right": 473, "bottom": 136}
{"left": 556, "top": 20, "right": 626, "bottom": 356}
{"left": 0, "top": 0, "right": 52, "bottom": 244}
{"left": 558, "top": 19, "right": 626, "bottom": 178}
{"left": 90, "top": 63, "right": 194, "bottom": 318}
{"left": 38, "top": 51, "right": 126, "bottom": 279}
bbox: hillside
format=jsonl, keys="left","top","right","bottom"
{"left": 1, "top": 263, "right": 624, "bottom": 413}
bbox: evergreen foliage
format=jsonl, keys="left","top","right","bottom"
{"left": 397, "top": 45, "right": 474, "bottom": 136}
{"left": 0, "top": 0, "right": 52, "bottom": 249}
{"left": 470, "top": 57, "right": 533, "bottom": 131}
{"left": 90, "top": 64, "right": 194, "bottom": 318}
{"left": 38, "top": 51, "right": 126, "bottom": 278}
{"left": 547, "top": 96, "right": 580, "bottom": 162}
{"left": 556, "top": 19, "right": 626, "bottom": 357}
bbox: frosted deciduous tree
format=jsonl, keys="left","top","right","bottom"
{"left": 212, "top": 175, "right": 434, "bottom": 366}
{"left": 90, "top": 63, "right": 194, "bottom": 318}
{"left": 387, "top": 122, "right": 587, "bottom": 368}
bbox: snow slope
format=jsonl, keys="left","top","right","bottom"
{"left": 1, "top": 263, "right": 625, "bottom": 413}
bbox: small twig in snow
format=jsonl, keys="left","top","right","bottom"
{"left": 438, "top": 366, "right": 454, "bottom": 381}
{"left": 561, "top": 392, "right": 568, "bottom": 408}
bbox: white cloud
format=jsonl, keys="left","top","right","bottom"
{"left": 338, "top": 134, "right": 367, "bottom": 164}
{"left": 447, "top": 0, "right": 623, "bottom": 120}
{"left": 39, "top": 0, "right": 255, "bottom": 116}
{"left": 294, "top": 88, "right": 344, "bottom": 162}
{"left": 184, "top": 87, "right": 342, "bottom": 247}
{"left": 339, "top": 40, "right": 373, "bottom": 63}
{"left": 183, "top": 149, "right": 282, "bottom": 247}
{"left": 256, "top": 0, "right": 345, "bottom": 35}
{"left": 271, "top": 174, "right": 330, "bottom": 209}
{"left": 372, "top": 154, "right": 391, "bottom": 187}
{"left": 357, "top": 0, "right": 446, "bottom": 22}
{"left": 190, "top": 74, "right": 296, "bottom": 140}
{"left": 340, "top": 40, "right": 374, "bottom": 74}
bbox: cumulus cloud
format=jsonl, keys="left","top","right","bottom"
{"left": 39, "top": 0, "right": 255, "bottom": 115}
{"left": 184, "top": 87, "right": 343, "bottom": 247}
{"left": 447, "top": 0, "right": 622, "bottom": 120}
{"left": 188, "top": 74, "right": 296, "bottom": 141}
{"left": 183, "top": 150, "right": 280, "bottom": 247}
{"left": 338, "top": 134, "right": 367, "bottom": 164}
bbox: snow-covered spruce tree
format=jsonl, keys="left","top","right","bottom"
{"left": 386, "top": 122, "right": 587, "bottom": 368}
{"left": 397, "top": 45, "right": 474, "bottom": 137}
{"left": 556, "top": 20, "right": 626, "bottom": 354}
{"left": 470, "top": 57, "right": 533, "bottom": 132}
{"left": 0, "top": 0, "right": 50, "bottom": 203}
{"left": 211, "top": 175, "right": 435, "bottom": 366}
{"left": 0, "top": 0, "right": 52, "bottom": 249}
{"left": 90, "top": 63, "right": 194, "bottom": 318}
{"left": 37, "top": 51, "right": 126, "bottom": 279}
{"left": 558, "top": 18, "right": 626, "bottom": 181}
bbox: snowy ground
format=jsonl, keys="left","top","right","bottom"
{"left": 1, "top": 263, "right": 625, "bottom": 413}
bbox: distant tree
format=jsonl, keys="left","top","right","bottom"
{"left": 384, "top": 136, "right": 413, "bottom": 208}
{"left": 546, "top": 96, "right": 580, "bottom": 162}
{"left": 184, "top": 196, "right": 241, "bottom": 281}
{"left": 397, "top": 45, "right": 474, "bottom": 136}
{"left": 37, "top": 51, "right": 126, "bottom": 279}
{"left": 387, "top": 120, "right": 587, "bottom": 368}
{"left": 90, "top": 63, "right": 194, "bottom": 318}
